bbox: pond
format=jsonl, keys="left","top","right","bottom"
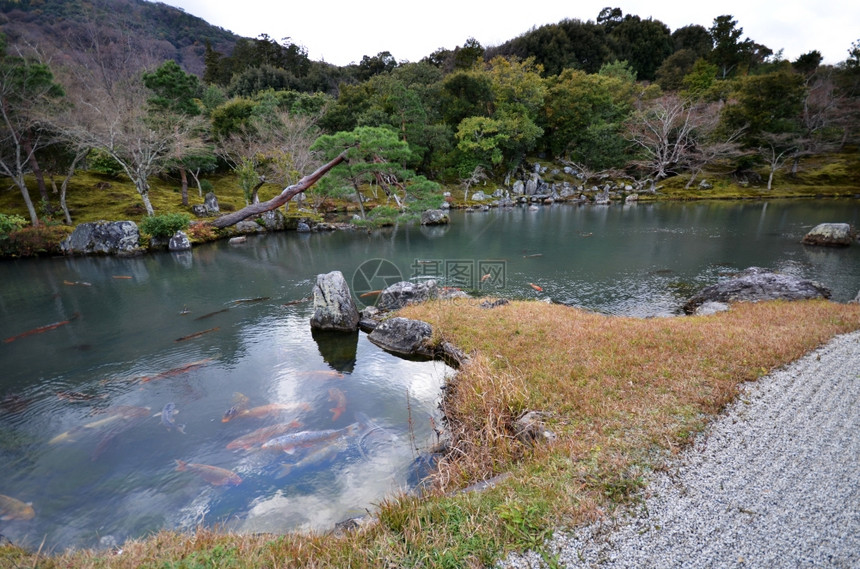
{"left": 1, "top": 198, "right": 859, "bottom": 552}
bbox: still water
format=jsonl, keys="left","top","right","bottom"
{"left": 1, "top": 198, "right": 859, "bottom": 552}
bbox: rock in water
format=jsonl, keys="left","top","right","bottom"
{"left": 310, "top": 271, "right": 360, "bottom": 332}
{"left": 367, "top": 317, "right": 434, "bottom": 359}
{"left": 801, "top": 223, "right": 854, "bottom": 247}
{"left": 168, "top": 230, "right": 191, "bottom": 251}
{"left": 61, "top": 220, "right": 141, "bottom": 256}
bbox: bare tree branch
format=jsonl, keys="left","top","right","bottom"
{"left": 210, "top": 150, "right": 349, "bottom": 228}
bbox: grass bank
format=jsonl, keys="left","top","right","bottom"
{"left": 2, "top": 299, "right": 859, "bottom": 568}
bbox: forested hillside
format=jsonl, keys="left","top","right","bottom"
{"left": 0, "top": 0, "right": 239, "bottom": 76}
{"left": 1, "top": 0, "right": 859, "bottom": 252}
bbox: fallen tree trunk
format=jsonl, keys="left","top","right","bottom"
{"left": 210, "top": 150, "right": 349, "bottom": 229}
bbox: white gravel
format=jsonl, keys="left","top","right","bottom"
{"left": 499, "top": 330, "right": 860, "bottom": 569}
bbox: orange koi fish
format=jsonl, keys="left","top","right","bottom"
{"left": 3, "top": 312, "right": 80, "bottom": 343}
{"left": 175, "top": 460, "right": 242, "bottom": 486}
{"left": 328, "top": 388, "right": 347, "bottom": 421}
{"left": 529, "top": 283, "right": 543, "bottom": 292}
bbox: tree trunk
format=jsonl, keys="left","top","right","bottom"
{"left": 180, "top": 167, "right": 189, "bottom": 206}
{"left": 210, "top": 150, "right": 348, "bottom": 229}
{"left": 22, "top": 135, "right": 49, "bottom": 203}
{"left": 136, "top": 180, "right": 155, "bottom": 216}
{"left": 15, "top": 176, "right": 40, "bottom": 227}
{"left": 767, "top": 167, "right": 775, "bottom": 190}
{"left": 352, "top": 181, "right": 366, "bottom": 219}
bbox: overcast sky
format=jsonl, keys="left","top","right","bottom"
{"left": 162, "top": 0, "right": 858, "bottom": 67}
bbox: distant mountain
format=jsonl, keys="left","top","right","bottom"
{"left": 0, "top": 0, "right": 241, "bottom": 76}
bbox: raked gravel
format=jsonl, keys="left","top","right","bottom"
{"left": 498, "top": 330, "right": 860, "bottom": 569}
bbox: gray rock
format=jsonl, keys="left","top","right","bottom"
{"left": 367, "top": 317, "right": 434, "bottom": 359}
{"left": 234, "top": 220, "right": 263, "bottom": 234}
{"left": 625, "top": 193, "right": 639, "bottom": 204}
{"left": 377, "top": 280, "right": 439, "bottom": 311}
{"left": 61, "top": 220, "right": 141, "bottom": 255}
{"left": 260, "top": 209, "right": 285, "bottom": 231}
{"left": 513, "top": 411, "right": 557, "bottom": 446}
{"left": 228, "top": 236, "right": 247, "bottom": 245}
{"left": 694, "top": 301, "right": 730, "bottom": 316}
{"left": 296, "top": 222, "right": 311, "bottom": 233}
{"left": 168, "top": 230, "right": 191, "bottom": 251}
{"left": 420, "top": 209, "right": 449, "bottom": 225}
{"left": 310, "top": 271, "right": 360, "bottom": 332}
{"left": 471, "top": 190, "right": 487, "bottom": 201}
{"left": 204, "top": 192, "right": 220, "bottom": 214}
{"left": 683, "top": 267, "right": 831, "bottom": 314}
{"left": 512, "top": 180, "right": 525, "bottom": 195}
{"left": 191, "top": 204, "right": 208, "bottom": 217}
{"left": 801, "top": 222, "right": 854, "bottom": 247}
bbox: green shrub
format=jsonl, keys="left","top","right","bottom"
{"left": 0, "top": 213, "right": 28, "bottom": 236}
{"left": 139, "top": 213, "right": 191, "bottom": 239}
{"left": 87, "top": 149, "right": 124, "bottom": 177}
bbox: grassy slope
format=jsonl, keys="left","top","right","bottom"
{"left": 3, "top": 299, "right": 859, "bottom": 568}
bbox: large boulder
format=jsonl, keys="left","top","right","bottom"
{"left": 61, "top": 220, "right": 141, "bottom": 256}
{"left": 421, "top": 209, "right": 449, "bottom": 225}
{"left": 377, "top": 280, "right": 439, "bottom": 311}
{"left": 801, "top": 223, "right": 854, "bottom": 247}
{"left": 168, "top": 230, "right": 191, "bottom": 251}
{"left": 682, "top": 267, "right": 831, "bottom": 314}
{"left": 310, "top": 271, "right": 360, "bottom": 332}
{"left": 367, "top": 317, "right": 434, "bottom": 359}
{"left": 204, "top": 192, "right": 220, "bottom": 214}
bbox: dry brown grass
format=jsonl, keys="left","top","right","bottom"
{"left": 5, "top": 298, "right": 859, "bottom": 568}
{"left": 401, "top": 299, "right": 860, "bottom": 522}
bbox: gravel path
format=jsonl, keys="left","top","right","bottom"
{"left": 499, "top": 330, "right": 860, "bottom": 569}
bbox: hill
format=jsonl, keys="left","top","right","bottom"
{"left": 0, "top": 0, "right": 240, "bottom": 76}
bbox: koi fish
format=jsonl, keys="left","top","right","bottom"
{"left": 138, "top": 358, "right": 214, "bottom": 383}
{"left": 523, "top": 253, "right": 543, "bottom": 258}
{"left": 481, "top": 274, "right": 492, "bottom": 282}
{"left": 63, "top": 280, "right": 92, "bottom": 286}
{"left": 225, "top": 421, "right": 304, "bottom": 450}
{"left": 3, "top": 312, "right": 80, "bottom": 343}
{"left": 277, "top": 437, "right": 348, "bottom": 478}
{"left": 158, "top": 402, "right": 185, "bottom": 434}
{"left": 112, "top": 275, "right": 133, "bottom": 279}
{"left": 175, "top": 327, "right": 219, "bottom": 342}
{"left": 91, "top": 412, "right": 149, "bottom": 461}
{"left": 48, "top": 406, "right": 151, "bottom": 444}
{"left": 175, "top": 460, "right": 242, "bottom": 486}
{"left": 328, "top": 388, "right": 346, "bottom": 421}
{"left": 230, "top": 297, "right": 270, "bottom": 305}
{"left": 282, "top": 296, "right": 311, "bottom": 307}
{"left": 0, "top": 494, "right": 35, "bottom": 521}
{"left": 261, "top": 424, "right": 359, "bottom": 454}
{"left": 56, "top": 390, "right": 107, "bottom": 402}
{"left": 221, "top": 402, "right": 311, "bottom": 423}
{"left": 194, "top": 308, "right": 229, "bottom": 321}
{"left": 529, "top": 283, "right": 543, "bottom": 292}
{"left": 359, "top": 290, "right": 382, "bottom": 298}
